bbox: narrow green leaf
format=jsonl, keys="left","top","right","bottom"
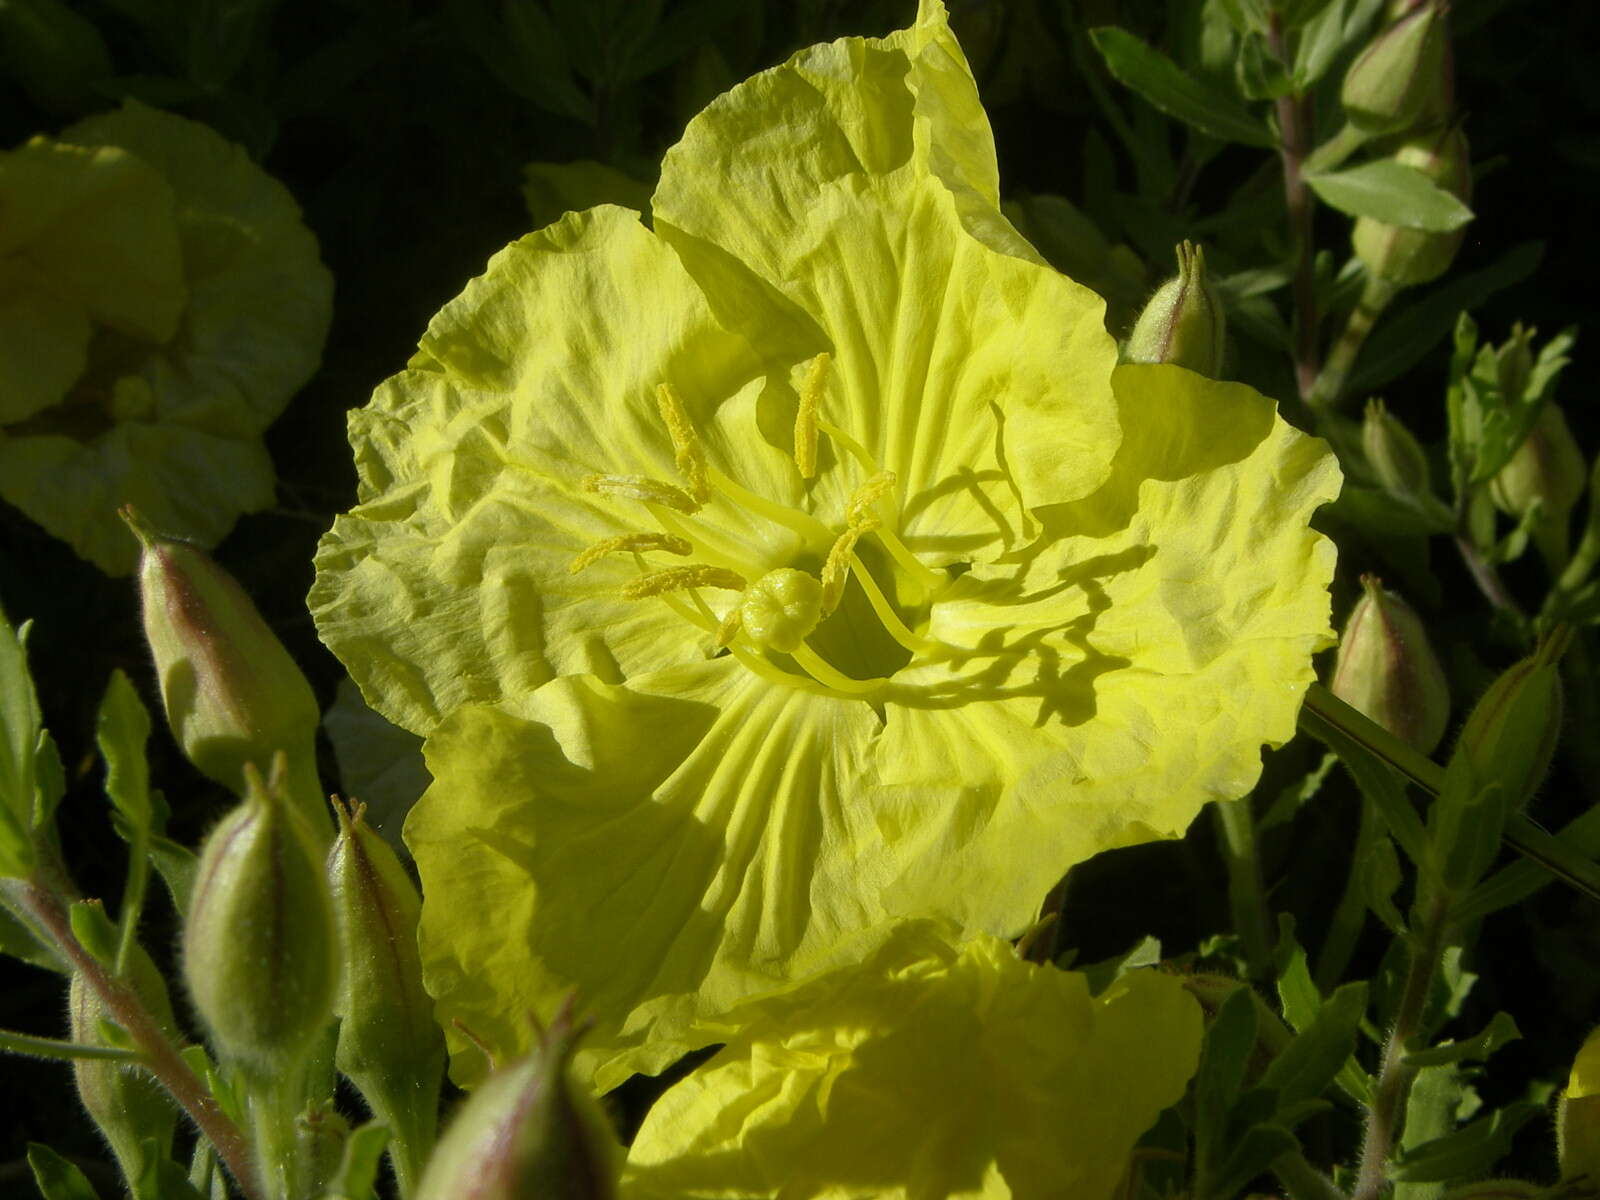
{"left": 0, "top": 902, "right": 65, "bottom": 972}
{"left": 1403, "top": 1011, "right": 1520, "bottom": 1067}
{"left": 27, "top": 1143, "right": 103, "bottom": 1200}
{"left": 1363, "top": 836, "right": 1407, "bottom": 933}
{"left": 0, "top": 1027, "right": 142, "bottom": 1062}
{"left": 96, "top": 671, "right": 155, "bottom": 828}
{"left": 146, "top": 832, "right": 198, "bottom": 919}
{"left": 1306, "top": 160, "right": 1473, "bottom": 231}
{"left": 1194, "top": 986, "right": 1260, "bottom": 1187}
{"left": 0, "top": 608, "right": 42, "bottom": 878}
{"left": 1260, "top": 982, "right": 1369, "bottom": 1116}
{"left": 1208, "top": 1123, "right": 1301, "bottom": 1200}
{"left": 1390, "top": 1100, "right": 1541, "bottom": 1181}
{"left": 1090, "top": 27, "right": 1274, "bottom": 146}
{"left": 1273, "top": 918, "right": 1321, "bottom": 1034}
{"left": 134, "top": 1145, "right": 207, "bottom": 1200}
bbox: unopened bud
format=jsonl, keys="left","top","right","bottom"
{"left": 1353, "top": 126, "right": 1471, "bottom": 288}
{"left": 1457, "top": 629, "right": 1568, "bottom": 804}
{"left": 1490, "top": 404, "right": 1587, "bottom": 537}
{"left": 70, "top": 944, "right": 179, "bottom": 1184}
{"left": 183, "top": 758, "right": 337, "bottom": 1070}
{"left": 1495, "top": 323, "right": 1537, "bottom": 403}
{"left": 1559, "top": 1025, "right": 1600, "bottom": 1185}
{"left": 416, "top": 1006, "right": 622, "bottom": 1200}
{"left": 1363, "top": 399, "right": 1447, "bottom": 521}
{"left": 329, "top": 800, "right": 443, "bottom": 1188}
{"left": 1341, "top": 0, "right": 1450, "bottom": 135}
{"left": 1124, "top": 241, "right": 1226, "bottom": 378}
{"left": 123, "top": 507, "right": 324, "bottom": 831}
{"left": 1330, "top": 575, "right": 1452, "bottom": 754}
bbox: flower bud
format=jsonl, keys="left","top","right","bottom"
{"left": 1340, "top": 0, "right": 1450, "bottom": 135}
{"left": 183, "top": 758, "right": 338, "bottom": 1070}
{"left": 1559, "top": 1025, "right": 1600, "bottom": 1185}
{"left": 329, "top": 800, "right": 444, "bottom": 1189}
{"left": 1363, "top": 399, "right": 1447, "bottom": 520}
{"left": 1456, "top": 628, "right": 1568, "bottom": 804}
{"left": 1490, "top": 404, "right": 1587, "bottom": 543}
{"left": 416, "top": 1007, "right": 622, "bottom": 1200}
{"left": 1329, "top": 575, "right": 1451, "bottom": 754}
{"left": 123, "top": 507, "right": 325, "bottom": 831}
{"left": 1353, "top": 126, "right": 1471, "bottom": 288}
{"left": 1124, "top": 241, "right": 1226, "bottom": 378}
{"left": 70, "top": 944, "right": 179, "bottom": 1184}
{"left": 1495, "top": 323, "right": 1537, "bottom": 403}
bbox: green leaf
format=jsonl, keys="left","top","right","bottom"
{"left": 1349, "top": 242, "right": 1544, "bottom": 395}
{"left": 1205, "top": 1122, "right": 1301, "bottom": 1200}
{"left": 1259, "top": 752, "right": 1337, "bottom": 834}
{"left": 0, "top": 903, "right": 64, "bottom": 971}
{"left": 1194, "top": 986, "right": 1261, "bottom": 1190}
{"left": 145, "top": 830, "right": 198, "bottom": 919}
{"left": 1364, "top": 835, "right": 1407, "bottom": 934}
{"left": 133, "top": 1144, "right": 207, "bottom": 1200}
{"left": 1235, "top": 33, "right": 1295, "bottom": 99}
{"left": 0, "top": 607, "right": 42, "bottom": 877}
{"left": 68, "top": 899, "right": 119, "bottom": 966}
{"left": 1390, "top": 1100, "right": 1541, "bottom": 1182}
{"left": 96, "top": 671, "right": 156, "bottom": 829}
{"left": 27, "top": 1143, "right": 103, "bottom": 1200}
{"left": 1403, "top": 1012, "right": 1521, "bottom": 1067}
{"left": 1089, "top": 27, "right": 1273, "bottom": 147}
{"left": 1079, "top": 934, "right": 1163, "bottom": 995}
{"left": 1305, "top": 160, "right": 1474, "bottom": 232}
{"left": 1260, "top": 981, "right": 1369, "bottom": 1116}
{"left": 1273, "top": 918, "right": 1321, "bottom": 1034}
{"left": 320, "top": 1121, "right": 391, "bottom": 1200}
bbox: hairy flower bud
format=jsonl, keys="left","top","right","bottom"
{"left": 1341, "top": 0, "right": 1450, "bottom": 135}
{"left": 1124, "top": 241, "right": 1226, "bottom": 378}
{"left": 1490, "top": 404, "right": 1588, "bottom": 551}
{"left": 1559, "top": 1025, "right": 1600, "bottom": 1185}
{"left": 183, "top": 759, "right": 338, "bottom": 1070}
{"left": 70, "top": 944, "right": 179, "bottom": 1184}
{"left": 1353, "top": 127, "right": 1471, "bottom": 288}
{"left": 1363, "top": 399, "right": 1447, "bottom": 521}
{"left": 329, "top": 800, "right": 444, "bottom": 1190}
{"left": 1455, "top": 630, "right": 1567, "bottom": 805}
{"left": 124, "top": 507, "right": 325, "bottom": 831}
{"left": 1329, "top": 575, "right": 1451, "bottom": 754}
{"left": 416, "top": 1007, "right": 622, "bottom": 1200}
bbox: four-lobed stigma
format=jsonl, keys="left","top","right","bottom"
{"left": 569, "top": 355, "right": 944, "bottom": 699}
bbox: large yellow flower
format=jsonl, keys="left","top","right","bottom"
{"left": 310, "top": 1, "right": 1338, "bottom": 1089}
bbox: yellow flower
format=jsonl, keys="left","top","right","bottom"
{"left": 310, "top": 1, "right": 1338, "bottom": 1089}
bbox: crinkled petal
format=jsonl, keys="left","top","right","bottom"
{"left": 407, "top": 659, "right": 890, "bottom": 1091}
{"left": 652, "top": 1, "right": 1119, "bottom": 561}
{"left": 623, "top": 926, "right": 1202, "bottom": 1200}
{"left": 870, "top": 364, "right": 1340, "bottom": 919}
{"left": 312, "top": 206, "right": 801, "bottom": 734}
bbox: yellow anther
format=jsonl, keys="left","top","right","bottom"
{"left": 819, "top": 518, "right": 878, "bottom": 616}
{"left": 716, "top": 606, "right": 744, "bottom": 648}
{"left": 623, "top": 565, "right": 748, "bottom": 599}
{"left": 845, "top": 470, "right": 897, "bottom": 528}
{"left": 655, "top": 383, "right": 712, "bottom": 505}
{"left": 794, "top": 352, "right": 829, "bottom": 480}
{"left": 582, "top": 473, "right": 700, "bottom": 514}
{"left": 568, "top": 533, "right": 693, "bottom": 575}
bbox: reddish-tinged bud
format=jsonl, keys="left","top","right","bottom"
{"left": 1329, "top": 576, "right": 1451, "bottom": 754}
{"left": 1341, "top": 0, "right": 1450, "bottom": 135}
{"left": 123, "top": 507, "right": 324, "bottom": 831}
{"left": 1124, "top": 241, "right": 1226, "bottom": 378}
{"left": 1353, "top": 126, "right": 1471, "bottom": 288}
{"left": 182, "top": 758, "right": 337, "bottom": 1070}
{"left": 1490, "top": 404, "right": 1588, "bottom": 562}
{"left": 328, "top": 800, "right": 444, "bottom": 1192}
{"left": 416, "top": 1007, "right": 622, "bottom": 1200}
{"left": 1363, "top": 399, "right": 1449, "bottom": 522}
{"left": 69, "top": 944, "right": 179, "bottom": 1185}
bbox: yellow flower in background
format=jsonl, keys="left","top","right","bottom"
{"left": 310, "top": 0, "right": 1338, "bottom": 1089}
{"left": 623, "top": 923, "right": 1202, "bottom": 1200}
{"left": 0, "top": 101, "right": 331, "bottom": 574}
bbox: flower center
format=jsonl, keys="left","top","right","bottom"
{"left": 570, "top": 357, "right": 946, "bottom": 700}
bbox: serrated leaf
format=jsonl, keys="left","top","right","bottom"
{"left": 1404, "top": 1012, "right": 1521, "bottom": 1067}
{"left": 1305, "top": 160, "right": 1473, "bottom": 231}
{"left": 1090, "top": 27, "right": 1274, "bottom": 147}
{"left": 27, "top": 1143, "right": 103, "bottom": 1200}
{"left": 1389, "top": 1100, "right": 1540, "bottom": 1182}
{"left": 1261, "top": 981, "right": 1369, "bottom": 1116}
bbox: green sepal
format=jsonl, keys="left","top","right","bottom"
{"left": 1403, "top": 1012, "right": 1521, "bottom": 1068}
{"left": 27, "top": 1142, "right": 103, "bottom": 1200}
{"left": 68, "top": 898, "right": 119, "bottom": 965}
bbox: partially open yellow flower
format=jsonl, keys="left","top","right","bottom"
{"left": 310, "top": 1, "right": 1338, "bottom": 1089}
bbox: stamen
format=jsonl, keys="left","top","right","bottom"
{"left": 623, "top": 564, "right": 747, "bottom": 599}
{"left": 794, "top": 352, "right": 829, "bottom": 480}
{"left": 704, "top": 466, "right": 833, "bottom": 541}
{"left": 790, "top": 643, "right": 889, "bottom": 695}
{"left": 568, "top": 532, "right": 693, "bottom": 575}
{"left": 656, "top": 383, "right": 711, "bottom": 505}
{"left": 716, "top": 607, "right": 743, "bottom": 647}
{"left": 820, "top": 521, "right": 877, "bottom": 616}
{"left": 583, "top": 474, "right": 700, "bottom": 514}
{"left": 728, "top": 643, "right": 869, "bottom": 702}
{"left": 846, "top": 550, "right": 941, "bottom": 654}
{"left": 817, "top": 418, "right": 878, "bottom": 474}
{"left": 846, "top": 470, "right": 897, "bottom": 528}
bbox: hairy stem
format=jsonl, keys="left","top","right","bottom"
{"left": 18, "top": 880, "right": 261, "bottom": 1200}
{"left": 1309, "top": 274, "right": 1397, "bottom": 410}
{"left": 1269, "top": 13, "right": 1320, "bottom": 401}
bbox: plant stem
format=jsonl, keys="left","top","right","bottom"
{"left": 1309, "top": 274, "right": 1397, "bottom": 410}
{"left": 1211, "top": 798, "right": 1274, "bottom": 981}
{"left": 17, "top": 880, "right": 261, "bottom": 1200}
{"left": 1268, "top": 12, "right": 1320, "bottom": 402}
{"left": 1275, "top": 1149, "right": 1351, "bottom": 1200}
{"left": 1352, "top": 887, "right": 1453, "bottom": 1200}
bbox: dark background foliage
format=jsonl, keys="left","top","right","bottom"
{"left": 2, "top": 0, "right": 1597, "bottom": 1189}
